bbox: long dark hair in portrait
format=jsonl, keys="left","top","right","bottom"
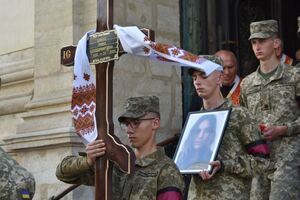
{"left": 176, "top": 114, "right": 217, "bottom": 170}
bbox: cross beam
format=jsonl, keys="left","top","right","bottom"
{"left": 60, "top": 1, "right": 154, "bottom": 200}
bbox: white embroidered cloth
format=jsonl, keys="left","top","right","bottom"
{"left": 72, "top": 26, "right": 223, "bottom": 143}
{"left": 114, "top": 25, "right": 222, "bottom": 75}
{"left": 71, "top": 30, "right": 98, "bottom": 143}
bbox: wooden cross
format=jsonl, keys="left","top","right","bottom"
{"left": 60, "top": 1, "right": 154, "bottom": 200}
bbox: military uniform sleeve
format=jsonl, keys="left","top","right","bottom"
{"left": 283, "top": 69, "right": 300, "bottom": 136}
{"left": 157, "top": 163, "right": 184, "bottom": 200}
{"left": 236, "top": 107, "right": 269, "bottom": 157}
{"left": 0, "top": 147, "right": 35, "bottom": 200}
{"left": 222, "top": 107, "right": 272, "bottom": 178}
{"left": 284, "top": 117, "right": 300, "bottom": 136}
{"left": 239, "top": 78, "right": 248, "bottom": 108}
{"left": 222, "top": 154, "right": 273, "bottom": 178}
{"left": 112, "top": 165, "right": 127, "bottom": 200}
{"left": 56, "top": 155, "right": 95, "bottom": 186}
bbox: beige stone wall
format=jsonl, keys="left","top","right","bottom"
{"left": 0, "top": 0, "right": 34, "bottom": 55}
{"left": 0, "top": 0, "right": 181, "bottom": 199}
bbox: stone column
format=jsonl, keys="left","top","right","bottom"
{"left": 2, "top": 1, "right": 95, "bottom": 199}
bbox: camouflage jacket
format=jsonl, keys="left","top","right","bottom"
{"left": 188, "top": 99, "right": 272, "bottom": 200}
{"left": 56, "top": 147, "right": 184, "bottom": 200}
{"left": 240, "top": 63, "right": 300, "bottom": 163}
{"left": 0, "top": 147, "right": 35, "bottom": 200}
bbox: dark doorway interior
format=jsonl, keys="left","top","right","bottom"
{"left": 181, "top": 0, "right": 300, "bottom": 122}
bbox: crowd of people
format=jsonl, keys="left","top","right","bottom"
{"left": 1, "top": 17, "right": 300, "bottom": 200}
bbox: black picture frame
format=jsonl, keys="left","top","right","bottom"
{"left": 173, "top": 108, "right": 231, "bottom": 174}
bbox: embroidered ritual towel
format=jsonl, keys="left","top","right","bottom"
{"left": 114, "top": 25, "right": 222, "bottom": 76}
{"left": 71, "top": 30, "right": 97, "bottom": 143}
{"left": 71, "top": 26, "right": 223, "bottom": 144}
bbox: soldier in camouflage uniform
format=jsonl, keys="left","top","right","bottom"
{"left": 56, "top": 96, "right": 184, "bottom": 200}
{"left": 0, "top": 147, "right": 35, "bottom": 200}
{"left": 187, "top": 56, "right": 272, "bottom": 200}
{"left": 240, "top": 19, "right": 300, "bottom": 200}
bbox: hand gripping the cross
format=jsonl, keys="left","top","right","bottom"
{"left": 86, "top": 139, "right": 107, "bottom": 167}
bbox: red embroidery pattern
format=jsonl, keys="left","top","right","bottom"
{"left": 143, "top": 47, "right": 150, "bottom": 54}
{"left": 80, "top": 105, "right": 88, "bottom": 114}
{"left": 149, "top": 41, "right": 156, "bottom": 49}
{"left": 83, "top": 73, "right": 90, "bottom": 81}
{"left": 149, "top": 43, "right": 201, "bottom": 63}
{"left": 72, "top": 83, "right": 96, "bottom": 136}
{"left": 171, "top": 48, "right": 180, "bottom": 56}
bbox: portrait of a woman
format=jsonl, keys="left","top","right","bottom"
{"left": 175, "top": 114, "right": 217, "bottom": 172}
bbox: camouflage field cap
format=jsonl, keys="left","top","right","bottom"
{"left": 188, "top": 55, "right": 223, "bottom": 75}
{"left": 118, "top": 95, "right": 160, "bottom": 122}
{"left": 249, "top": 19, "right": 278, "bottom": 40}
{"left": 297, "top": 16, "right": 300, "bottom": 38}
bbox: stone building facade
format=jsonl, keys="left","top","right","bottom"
{"left": 0, "top": 0, "right": 181, "bottom": 199}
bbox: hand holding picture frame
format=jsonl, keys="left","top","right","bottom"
{"left": 174, "top": 108, "right": 231, "bottom": 174}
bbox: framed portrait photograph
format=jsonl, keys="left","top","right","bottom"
{"left": 173, "top": 108, "right": 231, "bottom": 174}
